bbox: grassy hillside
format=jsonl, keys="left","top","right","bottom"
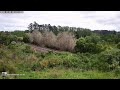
{"left": 1, "top": 29, "right": 120, "bottom": 79}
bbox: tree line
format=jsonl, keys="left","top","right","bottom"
{"left": 27, "top": 22, "right": 120, "bottom": 43}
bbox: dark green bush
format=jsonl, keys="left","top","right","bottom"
{"left": 0, "top": 32, "right": 19, "bottom": 45}
{"left": 114, "top": 67, "right": 120, "bottom": 76}
{"left": 75, "top": 37, "right": 104, "bottom": 53}
{"left": 117, "top": 42, "right": 120, "bottom": 49}
{"left": 23, "top": 34, "right": 30, "bottom": 43}
{"left": 23, "top": 45, "right": 33, "bottom": 53}
{"left": 8, "top": 41, "right": 17, "bottom": 50}
{"left": 31, "top": 61, "right": 41, "bottom": 71}
{"left": 96, "top": 49, "right": 120, "bottom": 71}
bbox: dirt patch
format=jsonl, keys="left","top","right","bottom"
{"left": 28, "top": 44, "right": 63, "bottom": 53}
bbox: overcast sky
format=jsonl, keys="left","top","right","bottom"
{"left": 0, "top": 11, "right": 120, "bottom": 31}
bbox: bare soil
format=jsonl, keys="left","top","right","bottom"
{"left": 28, "top": 44, "right": 64, "bottom": 53}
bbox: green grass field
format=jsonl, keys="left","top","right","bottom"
{"left": 0, "top": 68, "right": 120, "bottom": 79}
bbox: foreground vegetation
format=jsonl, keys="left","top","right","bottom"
{"left": 1, "top": 23, "right": 120, "bottom": 79}
{"left": 0, "top": 68, "right": 119, "bottom": 79}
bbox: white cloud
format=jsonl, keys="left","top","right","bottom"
{"left": 0, "top": 11, "right": 120, "bottom": 31}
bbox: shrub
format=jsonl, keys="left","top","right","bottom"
{"left": 8, "top": 41, "right": 17, "bottom": 50}
{"left": 23, "top": 33, "right": 31, "bottom": 43}
{"left": 11, "top": 30, "right": 25, "bottom": 37}
{"left": 61, "top": 53, "right": 96, "bottom": 70}
{"left": 0, "top": 44, "right": 4, "bottom": 48}
{"left": 27, "top": 31, "right": 76, "bottom": 52}
{"left": 32, "top": 31, "right": 43, "bottom": 46}
{"left": 42, "top": 31, "right": 57, "bottom": 48}
{"left": 75, "top": 37, "right": 104, "bottom": 53}
{"left": 96, "top": 49, "right": 120, "bottom": 71}
{"left": 114, "top": 67, "right": 120, "bottom": 76}
{"left": 27, "top": 54, "right": 38, "bottom": 61}
{"left": 85, "top": 34, "right": 101, "bottom": 44}
{"left": 40, "top": 58, "right": 62, "bottom": 69}
{"left": 31, "top": 61, "right": 41, "bottom": 71}
{"left": 0, "top": 60, "right": 17, "bottom": 73}
{"left": 11, "top": 41, "right": 16, "bottom": 45}
{"left": 23, "top": 45, "right": 33, "bottom": 53}
{"left": 56, "top": 32, "right": 76, "bottom": 52}
{"left": 17, "top": 37, "right": 23, "bottom": 42}
{"left": 62, "top": 55, "right": 80, "bottom": 68}
{"left": 0, "top": 32, "right": 18, "bottom": 45}
{"left": 0, "top": 47, "right": 7, "bottom": 56}
{"left": 117, "top": 42, "right": 120, "bottom": 49}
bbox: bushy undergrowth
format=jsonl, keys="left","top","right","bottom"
{"left": 1, "top": 33, "right": 120, "bottom": 79}
{"left": 1, "top": 41, "right": 120, "bottom": 73}
{"left": 117, "top": 42, "right": 120, "bottom": 49}
{"left": 75, "top": 36, "right": 105, "bottom": 53}
{"left": 0, "top": 60, "right": 17, "bottom": 73}
{"left": 97, "top": 49, "right": 120, "bottom": 71}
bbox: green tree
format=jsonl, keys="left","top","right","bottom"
{"left": 75, "top": 28, "right": 92, "bottom": 38}
{"left": 75, "top": 36, "right": 104, "bottom": 53}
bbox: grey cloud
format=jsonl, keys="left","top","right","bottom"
{"left": 1, "top": 11, "right": 120, "bottom": 31}
{"left": 96, "top": 15, "right": 120, "bottom": 25}
{"left": 78, "top": 11, "right": 120, "bottom": 30}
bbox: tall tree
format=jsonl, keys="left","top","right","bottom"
{"left": 33, "top": 21, "right": 39, "bottom": 30}
{"left": 28, "top": 23, "right": 33, "bottom": 32}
